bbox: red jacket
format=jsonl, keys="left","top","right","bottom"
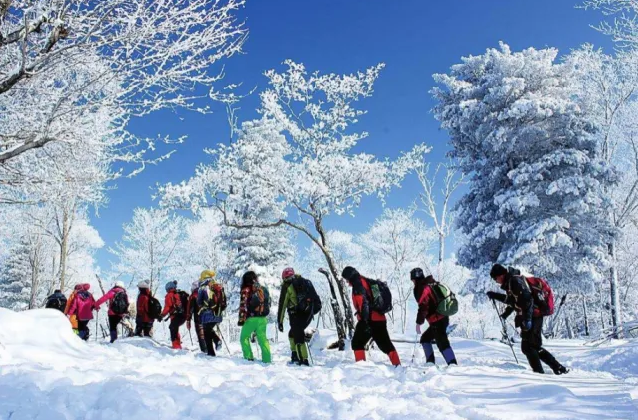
{"left": 416, "top": 284, "right": 445, "bottom": 325}
{"left": 161, "top": 289, "right": 182, "bottom": 319}
{"left": 351, "top": 277, "right": 386, "bottom": 322}
{"left": 136, "top": 289, "right": 154, "bottom": 323}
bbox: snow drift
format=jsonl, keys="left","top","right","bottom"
{"left": 0, "top": 308, "right": 636, "bottom": 419}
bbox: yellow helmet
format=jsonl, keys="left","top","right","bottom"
{"left": 200, "top": 270, "right": 216, "bottom": 281}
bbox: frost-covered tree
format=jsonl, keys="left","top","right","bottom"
{"left": 0, "top": 0, "right": 247, "bottom": 164}
{"left": 566, "top": 46, "right": 638, "bottom": 331}
{"left": 161, "top": 61, "right": 430, "bottom": 347}
{"left": 583, "top": 0, "right": 638, "bottom": 49}
{"left": 433, "top": 43, "right": 616, "bottom": 295}
{"left": 109, "top": 208, "right": 186, "bottom": 293}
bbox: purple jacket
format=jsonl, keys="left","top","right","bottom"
{"left": 68, "top": 290, "right": 96, "bottom": 321}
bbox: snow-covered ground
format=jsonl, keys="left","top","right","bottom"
{"left": 0, "top": 309, "right": 636, "bottom": 420}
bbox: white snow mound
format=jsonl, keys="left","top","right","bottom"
{"left": 0, "top": 309, "right": 636, "bottom": 420}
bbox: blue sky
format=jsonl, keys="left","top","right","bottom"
{"left": 91, "top": 0, "right": 612, "bottom": 271}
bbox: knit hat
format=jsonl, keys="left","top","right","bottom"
{"left": 490, "top": 264, "right": 508, "bottom": 279}
{"left": 281, "top": 267, "right": 295, "bottom": 280}
{"left": 341, "top": 266, "right": 359, "bottom": 281}
{"left": 165, "top": 281, "right": 177, "bottom": 292}
{"left": 114, "top": 280, "right": 125, "bottom": 289}
{"left": 410, "top": 267, "right": 425, "bottom": 280}
{"left": 137, "top": 280, "right": 150, "bottom": 289}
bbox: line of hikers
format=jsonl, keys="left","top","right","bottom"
{"left": 44, "top": 263, "right": 568, "bottom": 374}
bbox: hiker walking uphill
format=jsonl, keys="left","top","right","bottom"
{"left": 487, "top": 264, "right": 569, "bottom": 375}
{"left": 187, "top": 279, "right": 207, "bottom": 353}
{"left": 135, "top": 280, "right": 160, "bottom": 337}
{"left": 411, "top": 268, "right": 458, "bottom": 366}
{"left": 196, "top": 270, "right": 227, "bottom": 357}
{"left": 45, "top": 290, "right": 67, "bottom": 313}
{"left": 64, "top": 284, "right": 84, "bottom": 334}
{"left": 67, "top": 284, "right": 96, "bottom": 341}
{"left": 342, "top": 266, "right": 401, "bottom": 367}
{"left": 96, "top": 281, "right": 129, "bottom": 343}
{"left": 160, "top": 280, "right": 187, "bottom": 349}
{"left": 277, "top": 267, "right": 321, "bottom": 366}
{"left": 238, "top": 271, "right": 271, "bottom": 363}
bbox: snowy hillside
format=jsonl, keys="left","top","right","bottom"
{"left": 0, "top": 309, "right": 636, "bottom": 420}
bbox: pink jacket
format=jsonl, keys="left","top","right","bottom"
{"left": 96, "top": 287, "right": 126, "bottom": 316}
{"left": 68, "top": 287, "right": 96, "bottom": 321}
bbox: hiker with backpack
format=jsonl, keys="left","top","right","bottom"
{"left": 342, "top": 266, "right": 401, "bottom": 367}
{"left": 95, "top": 280, "right": 129, "bottom": 343}
{"left": 187, "top": 279, "right": 207, "bottom": 352}
{"left": 487, "top": 264, "right": 568, "bottom": 375}
{"left": 45, "top": 289, "right": 67, "bottom": 313}
{"left": 160, "top": 280, "right": 188, "bottom": 349}
{"left": 277, "top": 267, "right": 321, "bottom": 366}
{"left": 135, "top": 280, "right": 159, "bottom": 337}
{"left": 197, "top": 270, "right": 227, "bottom": 357}
{"left": 64, "top": 284, "right": 84, "bottom": 334}
{"left": 238, "top": 271, "right": 271, "bottom": 363}
{"left": 67, "top": 283, "right": 96, "bottom": 341}
{"left": 411, "top": 268, "right": 458, "bottom": 366}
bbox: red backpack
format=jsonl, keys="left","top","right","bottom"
{"left": 525, "top": 277, "right": 555, "bottom": 317}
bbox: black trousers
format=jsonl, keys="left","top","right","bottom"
{"left": 521, "top": 317, "right": 561, "bottom": 373}
{"left": 420, "top": 317, "right": 451, "bottom": 350}
{"left": 170, "top": 314, "right": 186, "bottom": 342}
{"left": 202, "top": 322, "right": 220, "bottom": 356}
{"left": 77, "top": 320, "right": 90, "bottom": 341}
{"left": 135, "top": 321, "right": 153, "bottom": 337}
{"left": 288, "top": 313, "right": 311, "bottom": 346}
{"left": 351, "top": 320, "right": 396, "bottom": 354}
{"left": 195, "top": 320, "right": 207, "bottom": 352}
{"left": 108, "top": 315, "right": 122, "bottom": 342}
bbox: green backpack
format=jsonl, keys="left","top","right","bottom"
{"left": 429, "top": 282, "right": 458, "bottom": 317}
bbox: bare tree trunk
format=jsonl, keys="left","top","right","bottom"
{"left": 581, "top": 294, "right": 590, "bottom": 337}
{"left": 28, "top": 239, "right": 42, "bottom": 309}
{"left": 58, "top": 208, "right": 69, "bottom": 291}
{"left": 609, "top": 241, "right": 622, "bottom": 337}
{"left": 565, "top": 312, "right": 574, "bottom": 339}
{"left": 319, "top": 268, "right": 347, "bottom": 349}
{"left": 438, "top": 232, "right": 444, "bottom": 264}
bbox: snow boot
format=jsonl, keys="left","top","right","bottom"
{"left": 300, "top": 359, "right": 310, "bottom": 366}
{"left": 538, "top": 348, "right": 566, "bottom": 374}
{"left": 354, "top": 350, "right": 366, "bottom": 362}
{"left": 109, "top": 330, "right": 117, "bottom": 343}
{"left": 289, "top": 351, "right": 300, "bottom": 365}
{"left": 171, "top": 339, "right": 182, "bottom": 349}
{"left": 553, "top": 365, "right": 570, "bottom": 375}
{"left": 215, "top": 340, "right": 222, "bottom": 351}
{"left": 388, "top": 350, "right": 401, "bottom": 367}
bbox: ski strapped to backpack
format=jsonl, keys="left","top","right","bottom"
{"left": 249, "top": 283, "right": 271, "bottom": 317}
{"left": 367, "top": 279, "right": 393, "bottom": 314}
{"left": 292, "top": 276, "right": 322, "bottom": 316}
{"left": 111, "top": 289, "right": 129, "bottom": 315}
{"left": 427, "top": 282, "right": 458, "bottom": 317}
{"left": 524, "top": 277, "right": 555, "bottom": 317}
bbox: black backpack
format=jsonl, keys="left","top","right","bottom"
{"left": 292, "top": 276, "right": 322, "bottom": 315}
{"left": 111, "top": 289, "right": 129, "bottom": 315}
{"left": 367, "top": 279, "right": 393, "bottom": 314}
{"left": 148, "top": 295, "right": 162, "bottom": 319}
{"left": 175, "top": 290, "right": 189, "bottom": 315}
{"left": 45, "top": 294, "right": 67, "bottom": 312}
{"left": 248, "top": 283, "right": 271, "bottom": 317}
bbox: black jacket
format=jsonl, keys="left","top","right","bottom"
{"left": 491, "top": 268, "right": 534, "bottom": 325}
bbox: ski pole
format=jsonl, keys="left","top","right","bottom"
{"left": 410, "top": 333, "right": 419, "bottom": 365}
{"left": 216, "top": 324, "right": 231, "bottom": 355}
{"left": 491, "top": 299, "right": 519, "bottom": 364}
{"left": 188, "top": 328, "right": 194, "bottom": 346}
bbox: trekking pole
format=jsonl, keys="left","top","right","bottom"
{"left": 216, "top": 325, "right": 231, "bottom": 355}
{"left": 410, "top": 333, "right": 419, "bottom": 365}
{"left": 95, "top": 311, "right": 99, "bottom": 342}
{"left": 188, "top": 329, "right": 194, "bottom": 346}
{"left": 491, "top": 299, "right": 519, "bottom": 364}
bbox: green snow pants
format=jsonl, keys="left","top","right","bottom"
{"left": 240, "top": 316, "right": 271, "bottom": 363}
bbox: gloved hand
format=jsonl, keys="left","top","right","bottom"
{"left": 522, "top": 320, "right": 532, "bottom": 331}
{"left": 238, "top": 320, "right": 244, "bottom": 327}
{"left": 186, "top": 321, "right": 191, "bottom": 330}
{"left": 158, "top": 317, "right": 164, "bottom": 323}
{"left": 416, "top": 324, "right": 422, "bottom": 335}
{"left": 486, "top": 291, "right": 500, "bottom": 301}
{"left": 278, "top": 323, "right": 284, "bottom": 333}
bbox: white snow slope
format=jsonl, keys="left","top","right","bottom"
{"left": 0, "top": 308, "right": 636, "bottom": 420}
